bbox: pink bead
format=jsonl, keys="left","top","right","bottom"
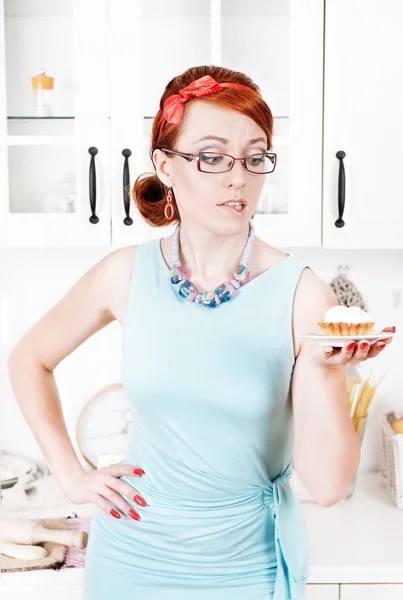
{"left": 177, "top": 266, "right": 188, "bottom": 280}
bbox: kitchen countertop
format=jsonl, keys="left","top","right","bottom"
{"left": 301, "top": 471, "right": 403, "bottom": 584}
{"left": 1, "top": 471, "right": 402, "bottom": 586}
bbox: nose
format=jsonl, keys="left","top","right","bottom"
{"left": 225, "top": 158, "right": 247, "bottom": 188}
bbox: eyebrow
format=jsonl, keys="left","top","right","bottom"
{"left": 194, "top": 135, "right": 267, "bottom": 145}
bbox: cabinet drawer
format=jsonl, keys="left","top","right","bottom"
{"left": 340, "top": 584, "right": 403, "bottom": 600}
{"left": 306, "top": 584, "right": 339, "bottom": 599}
{"left": 1, "top": 586, "right": 82, "bottom": 600}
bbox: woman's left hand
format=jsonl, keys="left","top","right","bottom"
{"left": 311, "top": 326, "right": 395, "bottom": 368}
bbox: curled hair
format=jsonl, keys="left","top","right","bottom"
{"left": 132, "top": 65, "right": 274, "bottom": 227}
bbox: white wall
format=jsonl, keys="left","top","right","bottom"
{"left": 1, "top": 244, "right": 402, "bottom": 473}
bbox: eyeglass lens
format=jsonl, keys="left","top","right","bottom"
{"left": 199, "top": 152, "right": 275, "bottom": 174}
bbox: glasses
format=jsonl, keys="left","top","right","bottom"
{"left": 159, "top": 148, "right": 277, "bottom": 174}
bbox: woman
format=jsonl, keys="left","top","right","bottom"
{"left": 8, "top": 66, "right": 394, "bottom": 600}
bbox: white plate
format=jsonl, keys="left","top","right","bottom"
{"left": 299, "top": 331, "right": 395, "bottom": 347}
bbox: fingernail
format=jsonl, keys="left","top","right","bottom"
{"left": 377, "top": 343, "right": 386, "bottom": 351}
{"left": 133, "top": 495, "right": 147, "bottom": 507}
{"left": 110, "top": 509, "right": 121, "bottom": 519}
{"left": 133, "top": 468, "right": 145, "bottom": 476}
{"left": 128, "top": 509, "right": 141, "bottom": 521}
{"left": 392, "top": 326, "right": 396, "bottom": 333}
{"left": 346, "top": 342, "right": 356, "bottom": 351}
{"left": 359, "top": 342, "right": 369, "bottom": 350}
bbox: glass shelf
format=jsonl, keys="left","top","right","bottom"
{"left": 7, "top": 116, "right": 75, "bottom": 120}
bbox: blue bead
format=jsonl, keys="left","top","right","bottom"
{"left": 178, "top": 280, "right": 197, "bottom": 300}
{"left": 215, "top": 284, "right": 231, "bottom": 303}
{"left": 200, "top": 291, "right": 218, "bottom": 308}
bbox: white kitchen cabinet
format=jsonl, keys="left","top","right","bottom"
{"left": 306, "top": 585, "right": 339, "bottom": 599}
{"left": 109, "top": 0, "right": 324, "bottom": 247}
{"left": 0, "top": 0, "right": 323, "bottom": 247}
{"left": 340, "top": 584, "right": 403, "bottom": 600}
{"left": 323, "top": 0, "right": 403, "bottom": 249}
{"left": 0, "top": 0, "right": 111, "bottom": 246}
{"left": 1, "top": 586, "right": 82, "bottom": 600}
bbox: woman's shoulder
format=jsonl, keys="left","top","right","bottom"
{"left": 292, "top": 263, "right": 339, "bottom": 356}
{"left": 252, "top": 237, "right": 289, "bottom": 275}
{"left": 100, "top": 245, "right": 139, "bottom": 327}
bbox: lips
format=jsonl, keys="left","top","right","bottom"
{"left": 217, "top": 200, "right": 247, "bottom": 217}
{"left": 218, "top": 198, "right": 247, "bottom": 207}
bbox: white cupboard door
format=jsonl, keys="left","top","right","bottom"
{"left": 340, "top": 584, "right": 403, "bottom": 600}
{"left": 110, "top": 0, "right": 323, "bottom": 249}
{"left": 323, "top": 0, "right": 403, "bottom": 249}
{"left": 0, "top": 587, "right": 82, "bottom": 600}
{"left": 220, "top": 0, "right": 323, "bottom": 247}
{"left": 306, "top": 584, "right": 339, "bottom": 600}
{"left": 0, "top": 0, "right": 110, "bottom": 247}
{"left": 109, "top": 0, "right": 211, "bottom": 246}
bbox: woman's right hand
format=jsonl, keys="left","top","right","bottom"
{"left": 58, "top": 464, "right": 147, "bottom": 521}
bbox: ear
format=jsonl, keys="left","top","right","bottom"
{"left": 152, "top": 149, "right": 174, "bottom": 188}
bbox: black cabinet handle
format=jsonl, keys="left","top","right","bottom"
{"left": 88, "top": 147, "right": 99, "bottom": 224}
{"left": 334, "top": 150, "right": 346, "bottom": 228}
{"left": 122, "top": 149, "right": 133, "bottom": 226}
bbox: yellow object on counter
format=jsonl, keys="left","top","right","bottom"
{"left": 391, "top": 418, "right": 403, "bottom": 434}
{"left": 346, "top": 369, "right": 385, "bottom": 436}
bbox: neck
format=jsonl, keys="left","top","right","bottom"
{"left": 174, "top": 219, "right": 251, "bottom": 290}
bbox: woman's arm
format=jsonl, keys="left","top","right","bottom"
{"left": 291, "top": 270, "right": 361, "bottom": 507}
{"left": 7, "top": 246, "right": 137, "bottom": 491}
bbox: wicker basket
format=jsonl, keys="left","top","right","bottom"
{"left": 380, "top": 411, "right": 403, "bottom": 509}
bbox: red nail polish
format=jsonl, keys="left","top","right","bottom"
{"left": 133, "top": 468, "right": 145, "bottom": 476}
{"left": 377, "top": 343, "right": 386, "bottom": 350}
{"left": 110, "top": 509, "right": 121, "bottom": 519}
{"left": 346, "top": 342, "right": 356, "bottom": 351}
{"left": 133, "top": 495, "right": 147, "bottom": 507}
{"left": 392, "top": 326, "right": 396, "bottom": 333}
{"left": 128, "top": 509, "right": 141, "bottom": 521}
{"left": 359, "top": 342, "right": 369, "bottom": 350}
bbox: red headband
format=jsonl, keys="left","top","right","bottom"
{"left": 157, "top": 75, "right": 255, "bottom": 138}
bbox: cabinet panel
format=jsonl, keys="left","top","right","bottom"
{"left": 340, "top": 584, "right": 403, "bottom": 600}
{"left": 306, "top": 584, "right": 339, "bottom": 599}
{"left": 110, "top": 0, "right": 324, "bottom": 248}
{"left": 0, "top": 0, "right": 111, "bottom": 247}
{"left": 323, "top": 0, "right": 403, "bottom": 248}
{"left": 1, "top": 586, "right": 82, "bottom": 600}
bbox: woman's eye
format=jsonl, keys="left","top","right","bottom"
{"left": 200, "top": 153, "right": 223, "bottom": 164}
{"left": 247, "top": 155, "right": 264, "bottom": 166}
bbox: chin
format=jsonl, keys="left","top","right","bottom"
{"left": 211, "top": 213, "right": 251, "bottom": 237}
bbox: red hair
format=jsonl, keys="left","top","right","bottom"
{"left": 132, "top": 65, "right": 274, "bottom": 227}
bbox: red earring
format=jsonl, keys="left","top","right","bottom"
{"left": 164, "top": 188, "right": 175, "bottom": 221}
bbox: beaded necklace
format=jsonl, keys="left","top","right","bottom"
{"left": 169, "top": 220, "right": 256, "bottom": 308}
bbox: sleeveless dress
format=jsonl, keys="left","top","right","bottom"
{"left": 83, "top": 237, "right": 312, "bottom": 600}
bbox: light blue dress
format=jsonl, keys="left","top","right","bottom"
{"left": 83, "top": 237, "right": 311, "bottom": 600}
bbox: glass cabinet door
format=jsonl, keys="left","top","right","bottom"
{"left": 110, "top": 0, "right": 212, "bottom": 246}
{"left": 0, "top": 0, "right": 111, "bottom": 246}
{"left": 220, "top": 0, "right": 323, "bottom": 247}
{"left": 110, "top": 0, "right": 323, "bottom": 248}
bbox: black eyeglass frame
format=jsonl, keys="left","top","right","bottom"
{"left": 157, "top": 147, "right": 277, "bottom": 174}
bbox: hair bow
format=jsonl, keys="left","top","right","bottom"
{"left": 158, "top": 75, "right": 253, "bottom": 138}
